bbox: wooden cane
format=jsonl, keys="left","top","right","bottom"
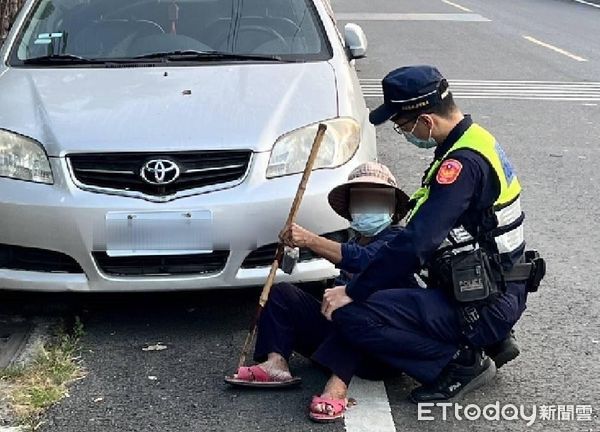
{"left": 236, "top": 123, "right": 328, "bottom": 370}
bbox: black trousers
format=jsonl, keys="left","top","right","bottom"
{"left": 254, "top": 281, "right": 527, "bottom": 385}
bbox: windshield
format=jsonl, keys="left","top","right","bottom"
{"left": 9, "top": 0, "right": 332, "bottom": 65}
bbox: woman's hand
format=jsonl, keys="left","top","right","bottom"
{"left": 321, "top": 286, "right": 353, "bottom": 321}
{"left": 279, "top": 223, "right": 343, "bottom": 265}
{"left": 279, "top": 223, "right": 318, "bottom": 248}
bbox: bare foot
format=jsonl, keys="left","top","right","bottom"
{"left": 312, "top": 375, "right": 348, "bottom": 415}
{"left": 235, "top": 353, "right": 293, "bottom": 381}
{"left": 259, "top": 353, "right": 293, "bottom": 380}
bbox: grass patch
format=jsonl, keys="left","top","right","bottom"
{"left": 0, "top": 317, "right": 86, "bottom": 430}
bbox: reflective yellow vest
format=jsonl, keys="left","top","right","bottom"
{"left": 407, "top": 123, "right": 524, "bottom": 256}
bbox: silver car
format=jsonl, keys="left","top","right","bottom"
{"left": 0, "top": 0, "right": 376, "bottom": 292}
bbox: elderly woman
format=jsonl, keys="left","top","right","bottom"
{"left": 226, "top": 162, "right": 414, "bottom": 422}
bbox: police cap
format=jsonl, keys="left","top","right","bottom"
{"left": 369, "top": 65, "right": 450, "bottom": 125}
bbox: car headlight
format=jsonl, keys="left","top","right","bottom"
{"left": 0, "top": 129, "right": 53, "bottom": 184}
{"left": 266, "top": 118, "right": 360, "bottom": 178}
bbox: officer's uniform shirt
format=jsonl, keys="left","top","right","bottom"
{"left": 346, "top": 115, "right": 504, "bottom": 302}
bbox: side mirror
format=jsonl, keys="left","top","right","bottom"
{"left": 344, "top": 23, "right": 367, "bottom": 60}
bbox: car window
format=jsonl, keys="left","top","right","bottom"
{"left": 9, "top": 0, "right": 332, "bottom": 65}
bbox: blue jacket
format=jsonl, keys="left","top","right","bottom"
{"left": 334, "top": 226, "right": 418, "bottom": 287}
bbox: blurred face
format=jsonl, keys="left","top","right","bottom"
{"left": 349, "top": 187, "right": 395, "bottom": 216}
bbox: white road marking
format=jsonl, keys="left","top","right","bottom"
{"left": 441, "top": 0, "right": 473, "bottom": 12}
{"left": 335, "top": 13, "right": 490, "bottom": 22}
{"left": 572, "top": 0, "right": 600, "bottom": 8}
{"left": 345, "top": 378, "right": 396, "bottom": 432}
{"left": 447, "top": 79, "right": 600, "bottom": 85}
{"left": 523, "top": 35, "right": 588, "bottom": 62}
{"left": 360, "top": 79, "right": 600, "bottom": 101}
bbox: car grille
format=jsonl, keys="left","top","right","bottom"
{"left": 93, "top": 251, "right": 229, "bottom": 276}
{"left": 68, "top": 150, "right": 252, "bottom": 197}
{"left": 0, "top": 244, "right": 84, "bottom": 273}
{"left": 241, "top": 230, "right": 349, "bottom": 269}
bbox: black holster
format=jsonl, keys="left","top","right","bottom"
{"left": 500, "top": 250, "right": 546, "bottom": 293}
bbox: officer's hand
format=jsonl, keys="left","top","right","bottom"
{"left": 321, "top": 286, "right": 353, "bottom": 321}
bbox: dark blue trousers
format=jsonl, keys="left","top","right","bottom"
{"left": 254, "top": 282, "right": 527, "bottom": 385}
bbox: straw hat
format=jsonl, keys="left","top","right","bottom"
{"left": 327, "top": 162, "right": 410, "bottom": 221}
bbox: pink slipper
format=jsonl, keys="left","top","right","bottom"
{"left": 224, "top": 365, "right": 301, "bottom": 388}
{"left": 309, "top": 395, "right": 348, "bottom": 423}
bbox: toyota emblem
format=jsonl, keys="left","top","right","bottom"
{"left": 141, "top": 159, "right": 181, "bottom": 185}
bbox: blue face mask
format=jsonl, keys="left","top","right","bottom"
{"left": 350, "top": 213, "right": 393, "bottom": 237}
{"left": 403, "top": 131, "right": 437, "bottom": 149}
{"left": 402, "top": 116, "right": 437, "bottom": 149}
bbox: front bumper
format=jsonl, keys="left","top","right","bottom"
{"left": 0, "top": 150, "right": 373, "bottom": 292}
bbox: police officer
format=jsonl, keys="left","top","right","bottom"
{"left": 301, "top": 65, "right": 536, "bottom": 417}
{"left": 324, "top": 65, "right": 532, "bottom": 402}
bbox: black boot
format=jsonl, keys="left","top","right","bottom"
{"left": 409, "top": 347, "right": 496, "bottom": 403}
{"left": 484, "top": 330, "right": 520, "bottom": 369}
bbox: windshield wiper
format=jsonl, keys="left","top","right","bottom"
{"left": 132, "top": 50, "right": 289, "bottom": 62}
{"left": 22, "top": 51, "right": 292, "bottom": 65}
{"left": 23, "top": 54, "right": 104, "bottom": 65}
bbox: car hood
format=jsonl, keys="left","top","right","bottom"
{"left": 0, "top": 62, "right": 338, "bottom": 156}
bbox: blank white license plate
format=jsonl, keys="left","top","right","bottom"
{"left": 105, "top": 210, "right": 213, "bottom": 257}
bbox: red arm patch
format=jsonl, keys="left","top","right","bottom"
{"left": 436, "top": 159, "right": 463, "bottom": 185}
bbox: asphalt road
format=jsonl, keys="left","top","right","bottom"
{"left": 2, "top": 0, "right": 600, "bottom": 431}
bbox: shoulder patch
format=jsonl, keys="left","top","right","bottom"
{"left": 436, "top": 159, "right": 463, "bottom": 185}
